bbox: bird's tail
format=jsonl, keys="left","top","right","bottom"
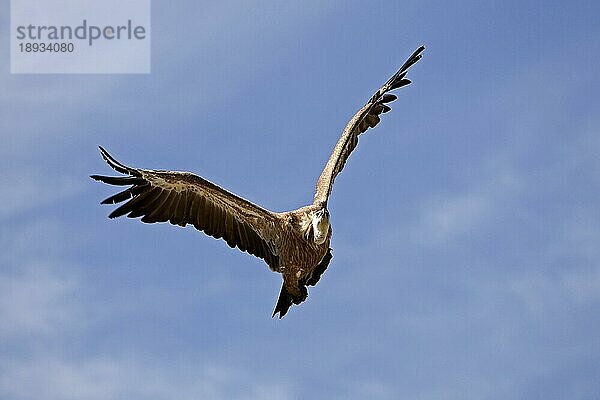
{"left": 272, "top": 282, "right": 307, "bottom": 319}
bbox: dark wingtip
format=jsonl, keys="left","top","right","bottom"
{"left": 90, "top": 174, "right": 146, "bottom": 186}
{"left": 381, "top": 94, "right": 397, "bottom": 103}
{"left": 97, "top": 145, "right": 110, "bottom": 161}
{"left": 96, "top": 146, "right": 138, "bottom": 175}
{"left": 381, "top": 46, "right": 425, "bottom": 94}
{"left": 108, "top": 206, "right": 129, "bottom": 219}
{"left": 402, "top": 45, "right": 426, "bottom": 72}
{"left": 412, "top": 45, "right": 426, "bottom": 59}
{"left": 390, "top": 78, "right": 412, "bottom": 91}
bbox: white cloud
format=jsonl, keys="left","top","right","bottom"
{"left": 0, "top": 0, "right": 338, "bottom": 158}
{"left": 0, "top": 215, "right": 292, "bottom": 400}
{"left": 415, "top": 190, "right": 490, "bottom": 242}
{"left": 563, "top": 268, "right": 600, "bottom": 303}
{"left": 404, "top": 162, "right": 522, "bottom": 246}
{"left": 0, "top": 216, "right": 84, "bottom": 338}
{"left": 508, "top": 267, "right": 600, "bottom": 318}
{"left": 0, "top": 264, "right": 79, "bottom": 337}
{"left": 348, "top": 380, "right": 394, "bottom": 399}
{"left": 509, "top": 206, "right": 600, "bottom": 313}
{"left": 0, "top": 171, "right": 82, "bottom": 220}
{"left": 0, "top": 356, "right": 294, "bottom": 400}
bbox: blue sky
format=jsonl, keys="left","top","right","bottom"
{"left": 1, "top": 1, "right": 599, "bottom": 399}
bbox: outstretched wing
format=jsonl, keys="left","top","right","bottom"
{"left": 91, "top": 146, "right": 280, "bottom": 269}
{"left": 313, "top": 46, "right": 425, "bottom": 205}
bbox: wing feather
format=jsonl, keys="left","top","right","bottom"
{"left": 313, "top": 46, "right": 424, "bottom": 204}
{"left": 92, "top": 146, "right": 280, "bottom": 269}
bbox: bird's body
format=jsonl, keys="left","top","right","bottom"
{"left": 272, "top": 206, "right": 332, "bottom": 310}
{"left": 92, "top": 46, "right": 424, "bottom": 318}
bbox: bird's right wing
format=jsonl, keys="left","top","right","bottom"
{"left": 313, "top": 46, "right": 424, "bottom": 205}
{"left": 91, "top": 146, "right": 281, "bottom": 269}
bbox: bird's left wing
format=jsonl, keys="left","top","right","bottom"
{"left": 91, "top": 146, "right": 281, "bottom": 269}
{"left": 313, "top": 46, "right": 424, "bottom": 205}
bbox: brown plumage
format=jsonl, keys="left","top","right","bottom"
{"left": 91, "top": 46, "right": 424, "bottom": 318}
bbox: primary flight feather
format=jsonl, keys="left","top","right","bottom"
{"left": 92, "top": 45, "right": 425, "bottom": 318}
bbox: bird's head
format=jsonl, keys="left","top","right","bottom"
{"left": 312, "top": 208, "right": 330, "bottom": 245}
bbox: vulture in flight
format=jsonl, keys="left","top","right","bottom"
{"left": 92, "top": 46, "right": 425, "bottom": 318}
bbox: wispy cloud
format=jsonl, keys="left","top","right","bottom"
{"left": 0, "top": 218, "right": 294, "bottom": 400}
{"left": 0, "top": 356, "right": 294, "bottom": 400}
{"left": 0, "top": 264, "right": 79, "bottom": 337}
{"left": 414, "top": 175, "right": 518, "bottom": 244}
{"left": 382, "top": 159, "right": 523, "bottom": 247}
{"left": 0, "top": 171, "right": 82, "bottom": 220}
